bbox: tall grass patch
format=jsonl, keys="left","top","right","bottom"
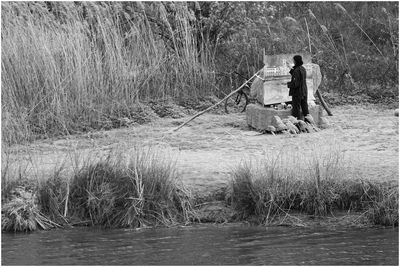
{"left": 365, "top": 182, "right": 398, "bottom": 226}
{"left": 2, "top": 186, "right": 60, "bottom": 232}
{"left": 2, "top": 146, "right": 194, "bottom": 231}
{"left": 1, "top": 2, "right": 216, "bottom": 144}
{"left": 1, "top": 152, "right": 63, "bottom": 232}
{"left": 67, "top": 147, "right": 193, "bottom": 228}
{"left": 229, "top": 148, "right": 398, "bottom": 226}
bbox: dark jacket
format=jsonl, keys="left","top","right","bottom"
{"left": 288, "top": 65, "right": 307, "bottom": 97}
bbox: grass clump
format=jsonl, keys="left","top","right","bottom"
{"left": 1, "top": 153, "right": 64, "bottom": 232}
{"left": 2, "top": 146, "right": 194, "bottom": 231}
{"left": 68, "top": 147, "right": 193, "bottom": 228}
{"left": 2, "top": 186, "right": 61, "bottom": 232}
{"left": 229, "top": 149, "right": 399, "bottom": 227}
{"left": 36, "top": 168, "right": 69, "bottom": 225}
{"left": 2, "top": 194, "right": 38, "bottom": 232}
{"left": 229, "top": 155, "right": 305, "bottom": 224}
{"left": 365, "top": 183, "right": 398, "bottom": 226}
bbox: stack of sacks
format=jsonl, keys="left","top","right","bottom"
{"left": 265, "top": 114, "right": 326, "bottom": 134}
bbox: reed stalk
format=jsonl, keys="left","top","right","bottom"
{"left": 1, "top": 2, "right": 216, "bottom": 144}
{"left": 229, "top": 148, "right": 398, "bottom": 226}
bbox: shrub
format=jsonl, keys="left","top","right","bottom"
{"left": 366, "top": 184, "right": 398, "bottom": 227}
{"left": 2, "top": 186, "right": 60, "bottom": 232}
{"left": 229, "top": 149, "right": 399, "bottom": 226}
{"left": 68, "top": 147, "right": 193, "bottom": 228}
{"left": 2, "top": 146, "right": 195, "bottom": 231}
{"left": 36, "top": 168, "right": 69, "bottom": 224}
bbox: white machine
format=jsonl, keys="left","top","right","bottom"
{"left": 250, "top": 53, "right": 322, "bottom": 106}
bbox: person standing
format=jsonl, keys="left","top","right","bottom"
{"left": 287, "top": 55, "right": 309, "bottom": 119}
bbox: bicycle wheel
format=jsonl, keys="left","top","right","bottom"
{"left": 224, "top": 91, "right": 249, "bottom": 114}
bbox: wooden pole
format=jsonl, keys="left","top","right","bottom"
{"left": 316, "top": 90, "right": 333, "bottom": 116}
{"left": 305, "top": 18, "right": 312, "bottom": 54}
{"left": 64, "top": 180, "right": 69, "bottom": 217}
{"left": 171, "top": 70, "right": 262, "bottom": 132}
{"left": 305, "top": 18, "right": 333, "bottom": 116}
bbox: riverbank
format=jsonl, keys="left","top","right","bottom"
{"left": 2, "top": 157, "right": 398, "bottom": 231}
{"left": 2, "top": 104, "right": 399, "bottom": 231}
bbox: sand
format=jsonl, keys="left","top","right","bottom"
{"left": 4, "top": 105, "right": 398, "bottom": 196}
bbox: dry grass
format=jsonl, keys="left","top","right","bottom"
{"left": 68, "top": 147, "right": 194, "bottom": 228}
{"left": 229, "top": 148, "right": 399, "bottom": 226}
{"left": 2, "top": 143, "right": 397, "bottom": 231}
{"left": 1, "top": 2, "right": 216, "bottom": 144}
{"left": 36, "top": 167, "right": 69, "bottom": 224}
{"left": 2, "top": 186, "right": 61, "bottom": 232}
{"left": 365, "top": 183, "right": 398, "bottom": 226}
{"left": 2, "top": 146, "right": 194, "bottom": 231}
{"left": 2, "top": 149, "right": 70, "bottom": 231}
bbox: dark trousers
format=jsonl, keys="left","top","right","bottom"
{"left": 291, "top": 95, "right": 309, "bottom": 119}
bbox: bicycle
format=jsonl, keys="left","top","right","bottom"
{"left": 224, "top": 72, "right": 253, "bottom": 114}
{"left": 224, "top": 85, "right": 250, "bottom": 114}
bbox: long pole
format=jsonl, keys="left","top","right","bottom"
{"left": 305, "top": 18, "right": 312, "bottom": 54}
{"left": 171, "top": 70, "right": 261, "bottom": 132}
{"left": 305, "top": 18, "right": 333, "bottom": 116}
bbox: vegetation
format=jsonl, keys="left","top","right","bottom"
{"left": 1, "top": 2, "right": 215, "bottom": 144}
{"left": 2, "top": 186, "right": 61, "bottom": 232}
{"left": 2, "top": 146, "right": 397, "bottom": 232}
{"left": 2, "top": 2, "right": 398, "bottom": 144}
{"left": 67, "top": 148, "right": 193, "bottom": 228}
{"left": 208, "top": 2, "right": 399, "bottom": 101}
{"left": 229, "top": 149, "right": 398, "bottom": 227}
{"left": 1, "top": 2, "right": 398, "bottom": 231}
{"left": 2, "top": 147, "right": 194, "bottom": 231}
{"left": 366, "top": 183, "right": 399, "bottom": 226}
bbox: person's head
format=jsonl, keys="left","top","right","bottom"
{"left": 293, "top": 55, "right": 303, "bottom": 66}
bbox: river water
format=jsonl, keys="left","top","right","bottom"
{"left": 2, "top": 225, "right": 398, "bottom": 265}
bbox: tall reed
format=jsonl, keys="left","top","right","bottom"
{"left": 229, "top": 148, "right": 398, "bottom": 226}
{"left": 1, "top": 2, "right": 216, "bottom": 144}
{"left": 2, "top": 146, "right": 194, "bottom": 231}
{"left": 62, "top": 147, "right": 193, "bottom": 228}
